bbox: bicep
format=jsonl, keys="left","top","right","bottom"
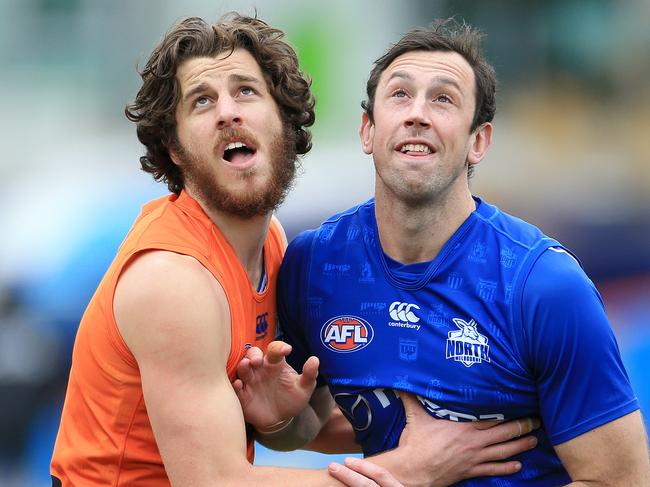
{"left": 114, "top": 251, "right": 251, "bottom": 485}
{"left": 554, "top": 410, "right": 650, "bottom": 484}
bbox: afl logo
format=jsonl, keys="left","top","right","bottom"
{"left": 321, "top": 315, "right": 374, "bottom": 353}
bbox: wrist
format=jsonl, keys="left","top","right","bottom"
{"left": 256, "top": 416, "right": 295, "bottom": 435}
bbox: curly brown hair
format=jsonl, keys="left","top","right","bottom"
{"left": 125, "top": 13, "right": 315, "bottom": 194}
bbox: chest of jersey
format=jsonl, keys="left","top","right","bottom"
{"left": 286, "top": 203, "right": 576, "bottom": 485}
{"left": 306, "top": 228, "right": 540, "bottom": 424}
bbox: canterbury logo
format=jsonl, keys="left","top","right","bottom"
{"left": 389, "top": 302, "right": 420, "bottom": 323}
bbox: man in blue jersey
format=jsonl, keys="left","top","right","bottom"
{"left": 234, "top": 19, "right": 650, "bottom": 486}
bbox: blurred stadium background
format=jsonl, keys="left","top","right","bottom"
{"left": 0, "top": 0, "right": 648, "bottom": 484}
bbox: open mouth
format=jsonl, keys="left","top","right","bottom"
{"left": 396, "top": 142, "right": 434, "bottom": 156}
{"left": 222, "top": 141, "right": 257, "bottom": 166}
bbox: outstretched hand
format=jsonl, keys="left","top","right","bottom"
{"left": 233, "top": 341, "right": 319, "bottom": 431}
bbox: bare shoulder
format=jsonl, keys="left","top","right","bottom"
{"left": 114, "top": 250, "right": 230, "bottom": 365}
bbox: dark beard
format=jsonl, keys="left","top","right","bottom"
{"left": 176, "top": 124, "right": 297, "bottom": 219}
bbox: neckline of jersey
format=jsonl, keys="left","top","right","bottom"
{"left": 369, "top": 196, "right": 489, "bottom": 290}
{"left": 174, "top": 190, "right": 271, "bottom": 300}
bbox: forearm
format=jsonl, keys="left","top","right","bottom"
{"left": 220, "top": 464, "right": 347, "bottom": 487}
{"left": 563, "top": 481, "right": 645, "bottom": 487}
{"left": 366, "top": 450, "right": 426, "bottom": 487}
{"left": 305, "top": 406, "right": 361, "bottom": 454}
{"left": 255, "top": 403, "right": 323, "bottom": 451}
{"left": 562, "top": 470, "right": 650, "bottom": 486}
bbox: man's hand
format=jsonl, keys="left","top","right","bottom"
{"left": 233, "top": 341, "right": 319, "bottom": 431}
{"left": 329, "top": 458, "right": 404, "bottom": 487}
{"left": 371, "top": 393, "right": 540, "bottom": 487}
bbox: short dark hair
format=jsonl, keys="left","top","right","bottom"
{"left": 362, "top": 18, "right": 496, "bottom": 133}
{"left": 125, "top": 13, "right": 315, "bottom": 194}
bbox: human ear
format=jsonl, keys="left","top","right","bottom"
{"left": 360, "top": 112, "right": 375, "bottom": 155}
{"left": 467, "top": 122, "right": 492, "bottom": 165}
{"left": 167, "top": 143, "right": 182, "bottom": 167}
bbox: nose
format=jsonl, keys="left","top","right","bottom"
{"left": 404, "top": 97, "right": 431, "bottom": 129}
{"left": 216, "top": 96, "right": 242, "bottom": 128}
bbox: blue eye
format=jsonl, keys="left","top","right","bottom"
{"left": 393, "top": 89, "right": 407, "bottom": 98}
{"left": 436, "top": 94, "right": 451, "bottom": 103}
{"left": 195, "top": 96, "right": 209, "bottom": 107}
{"left": 240, "top": 86, "right": 255, "bottom": 96}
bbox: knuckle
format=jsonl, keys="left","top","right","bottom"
{"left": 495, "top": 446, "right": 507, "bottom": 460}
{"left": 375, "top": 468, "right": 389, "bottom": 480}
{"left": 490, "top": 462, "right": 513, "bottom": 476}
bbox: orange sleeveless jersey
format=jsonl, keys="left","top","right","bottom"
{"left": 51, "top": 191, "right": 284, "bottom": 486}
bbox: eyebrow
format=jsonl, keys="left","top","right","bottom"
{"left": 182, "top": 74, "right": 264, "bottom": 103}
{"left": 229, "top": 73, "right": 262, "bottom": 85}
{"left": 385, "top": 71, "right": 463, "bottom": 93}
{"left": 431, "top": 76, "right": 462, "bottom": 93}
{"left": 386, "top": 71, "right": 414, "bottom": 83}
{"left": 183, "top": 82, "right": 211, "bottom": 104}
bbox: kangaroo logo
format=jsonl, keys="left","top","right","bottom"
{"left": 389, "top": 302, "right": 420, "bottom": 323}
{"left": 445, "top": 317, "right": 490, "bottom": 367}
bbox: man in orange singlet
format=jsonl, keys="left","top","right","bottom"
{"left": 50, "top": 14, "right": 538, "bottom": 487}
